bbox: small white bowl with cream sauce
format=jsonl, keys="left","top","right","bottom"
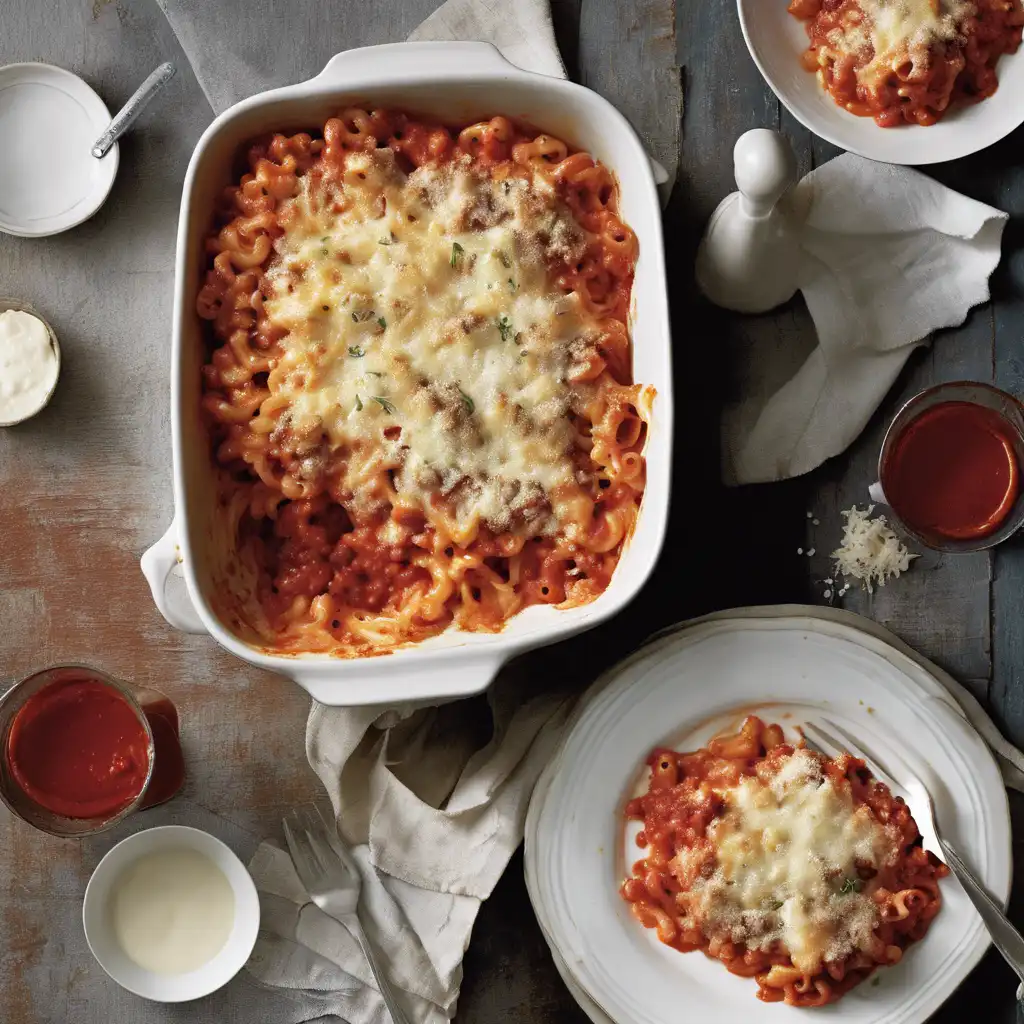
{"left": 0, "top": 301, "right": 61, "bottom": 425}
{"left": 83, "top": 825, "right": 260, "bottom": 1002}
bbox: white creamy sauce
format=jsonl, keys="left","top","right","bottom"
{"left": 0, "top": 309, "right": 59, "bottom": 423}
{"left": 110, "top": 848, "right": 236, "bottom": 975}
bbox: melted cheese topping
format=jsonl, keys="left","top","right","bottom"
{"left": 827, "top": 0, "right": 974, "bottom": 73}
{"left": 696, "top": 750, "right": 899, "bottom": 973}
{"left": 263, "top": 149, "right": 600, "bottom": 543}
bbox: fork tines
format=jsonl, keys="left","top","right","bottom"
{"left": 802, "top": 717, "right": 903, "bottom": 793}
{"left": 283, "top": 806, "right": 355, "bottom": 888}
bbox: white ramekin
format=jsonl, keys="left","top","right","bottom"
{"left": 82, "top": 826, "right": 260, "bottom": 1002}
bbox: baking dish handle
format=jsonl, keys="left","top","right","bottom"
{"left": 312, "top": 44, "right": 671, "bottom": 192}
{"left": 140, "top": 518, "right": 208, "bottom": 635}
{"left": 313, "top": 41, "right": 516, "bottom": 85}
{"left": 291, "top": 653, "right": 504, "bottom": 707}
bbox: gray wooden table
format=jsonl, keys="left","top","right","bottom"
{"left": 1, "top": 0, "right": 1022, "bottom": 1021}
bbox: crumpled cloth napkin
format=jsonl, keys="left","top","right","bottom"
{"left": 721, "top": 154, "right": 1008, "bottom": 486}
{"left": 153, "top": 0, "right": 680, "bottom": 1018}
{"left": 247, "top": 671, "right": 574, "bottom": 1024}
{"left": 157, "top": 0, "right": 565, "bottom": 115}
{"left": 154, "top": 2, "right": 576, "bottom": 1020}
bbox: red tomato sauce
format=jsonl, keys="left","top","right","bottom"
{"left": 6, "top": 675, "right": 151, "bottom": 819}
{"left": 883, "top": 401, "right": 1020, "bottom": 541}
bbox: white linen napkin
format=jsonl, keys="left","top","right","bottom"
{"left": 408, "top": 0, "right": 566, "bottom": 79}
{"left": 233, "top": 0, "right": 567, "bottom": 1012}
{"left": 152, "top": 8, "right": 576, "bottom": 1019}
{"left": 156, "top": 0, "right": 565, "bottom": 115}
{"left": 721, "top": 154, "right": 1008, "bottom": 486}
{"left": 246, "top": 669, "right": 574, "bottom": 1024}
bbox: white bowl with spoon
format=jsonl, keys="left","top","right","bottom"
{"left": 82, "top": 825, "right": 260, "bottom": 1002}
{"left": 0, "top": 60, "right": 174, "bottom": 237}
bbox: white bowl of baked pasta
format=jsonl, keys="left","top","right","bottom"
{"left": 739, "top": 0, "right": 1024, "bottom": 163}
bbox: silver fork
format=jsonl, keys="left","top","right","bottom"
{"left": 803, "top": 717, "right": 1024, "bottom": 999}
{"left": 283, "top": 807, "right": 412, "bottom": 1024}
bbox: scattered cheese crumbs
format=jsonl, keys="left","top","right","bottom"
{"left": 832, "top": 505, "right": 917, "bottom": 593}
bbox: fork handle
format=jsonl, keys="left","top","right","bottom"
{"left": 941, "top": 838, "right": 1024, "bottom": 991}
{"left": 339, "top": 912, "right": 414, "bottom": 1024}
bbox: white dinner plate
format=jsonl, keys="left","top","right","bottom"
{"left": 0, "top": 63, "right": 118, "bottom": 237}
{"left": 525, "top": 614, "right": 1012, "bottom": 1024}
{"left": 736, "top": 0, "right": 1024, "bottom": 165}
{"left": 529, "top": 758, "right": 617, "bottom": 1024}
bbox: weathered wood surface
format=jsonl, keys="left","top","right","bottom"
{"left": 2, "top": 0, "right": 1023, "bottom": 1021}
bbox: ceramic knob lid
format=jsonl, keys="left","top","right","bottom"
{"left": 734, "top": 128, "right": 798, "bottom": 216}
{"left": 694, "top": 128, "right": 802, "bottom": 314}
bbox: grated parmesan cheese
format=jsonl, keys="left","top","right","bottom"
{"left": 832, "top": 505, "right": 917, "bottom": 593}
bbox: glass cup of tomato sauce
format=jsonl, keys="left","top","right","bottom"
{"left": 870, "top": 381, "right": 1024, "bottom": 552}
{"left": 0, "top": 666, "right": 185, "bottom": 838}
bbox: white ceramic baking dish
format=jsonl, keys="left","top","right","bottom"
{"left": 141, "top": 41, "right": 673, "bottom": 707}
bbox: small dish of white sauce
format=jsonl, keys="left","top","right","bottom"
{"left": 111, "top": 847, "right": 236, "bottom": 975}
{"left": 83, "top": 825, "right": 260, "bottom": 1002}
{"left": 0, "top": 303, "right": 60, "bottom": 425}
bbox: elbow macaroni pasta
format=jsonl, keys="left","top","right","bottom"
{"left": 197, "top": 110, "right": 652, "bottom": 657}
{"left": 621, "top": 716, "right": 948, "bottom": 1007}
{"left": 788, "top": 0, "right": 1024, "bottom": 127}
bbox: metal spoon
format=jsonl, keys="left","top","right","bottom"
{"left": 91, "top": 62, "right": 176, "bottom": 159}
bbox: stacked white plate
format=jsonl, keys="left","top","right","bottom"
{"left": 524, "top": 610, "right": 1012, "bottom": 1024}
